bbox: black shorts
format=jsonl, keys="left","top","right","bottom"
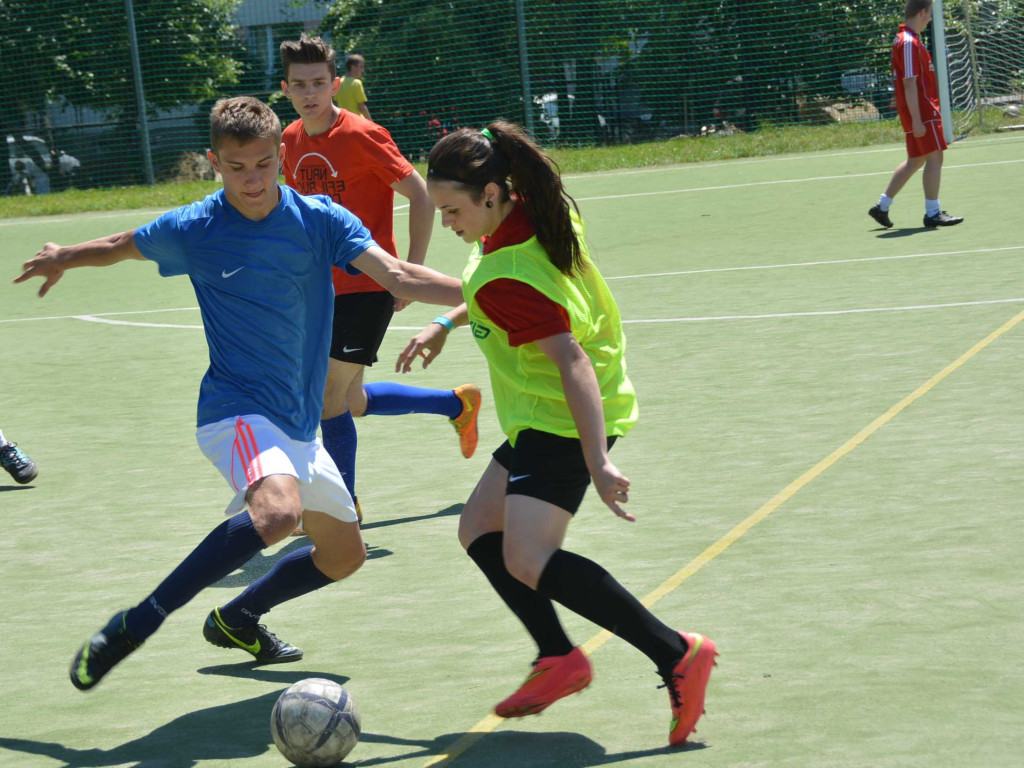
{"left": 492, "top": 428, "right": 618, "bottom": 514}
{"left": 329, "top": 291, "right": 395, "bottom": 366}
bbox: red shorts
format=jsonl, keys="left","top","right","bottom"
{"left": 905, "top": 120, "right": 947, "bottom": 158}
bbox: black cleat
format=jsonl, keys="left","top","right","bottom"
{"left": 923, "top": 211, "right": 964, "bottom": 228}
{"left": 1, "top": 442, "right": 38, "bottom": 484}
{"left": 203, "top": 608, "right": 303, "bottom": 663}
{"left": 69, "top": 611, "right": 140, "bottom": 691}
{"left": 868, "top": 205, "right": 893, "bottom": 229}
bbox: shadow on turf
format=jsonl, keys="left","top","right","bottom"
{"left": 874, "top": 226, "right": 937, "bottom": 237}
{"left": 209, "top": 504, "right": 462, "bottom": 589}
{"left": 210, "top": 541, "right": 393, "bottom": 589}
{"left": 0, "top": 706, "right": 697, "bottom": 767}
{"left": 359, "top": 502, "right": 463, "bottom": 531}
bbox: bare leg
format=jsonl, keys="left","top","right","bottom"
{"left": 884, "top": 155, "right": 927, "bottom": 199}
{"left": 921, "top": 149, "right": 943, "bottom": 200}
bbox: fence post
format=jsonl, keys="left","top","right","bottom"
{"left": 125, "top": 0, "right": 155, "bottom": 185}
{"left": 932, "top": 0, "right": 955, "bottom": 144}
{"left": 515, "top": 0, "right": 535, "bottom": 136}
{"left": 961, "top": 0, "right": 983, "bottom": 130}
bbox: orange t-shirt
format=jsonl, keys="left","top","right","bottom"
{"left": 282, "top": 110, "right": 414, "bottom": 295}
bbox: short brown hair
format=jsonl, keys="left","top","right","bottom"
{"left": 280, "top": 34, "right": 337, "bottom": 80}
{"left": 209, "top": 96, "right": 281, "bottom": 153}
{"left": 905, "top": 0, "right": 933, "bottom": 19}
{"left": 345, "top": 53, "right": 365, "bottom": 74}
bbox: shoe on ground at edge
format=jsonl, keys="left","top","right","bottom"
{"left": 495, "top": 646, "right": 593, "bottom": 718}
{"left": 0, "top": 442, "right": 38, "bottom": 484}
{"left": 868, "top": 205, "right": 893, "bottom": 229}
{"left": 291, "top": 497, "right": 362, "bottom": 536}
{"left": 203, "top": 607, "right": 303, "bottom": 663}
{"left": 661, "top": 631, "right": 718, "bottom": 746}
{"left": 451, "top": 384, "right": 482, "bottom": 459}
{"left": 69, "top": 610, "right": 140, "bottom": 691}
{"left": 923, "top": 210, "right": 964, "bottom": 228}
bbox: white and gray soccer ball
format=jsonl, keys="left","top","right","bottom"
{"left": 271, "top": 678, "right": 361, "bottom": 767}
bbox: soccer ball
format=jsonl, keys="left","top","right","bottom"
{"left": 270, "top": 678, "right": 361, "bottom": 767}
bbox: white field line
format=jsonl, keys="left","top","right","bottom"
{"left": 4, "top": 244, "right": 1022, "bottom": 328}
{"left": 562, "top": 132, "right": 1024, "bottom": 181}
{"left": 74, "top": 314, "right": 202, "bottom": 329}
{"left": 4, "top": 295, "right": 1023, "bottom": 331}
{"left": 622, "top": 297, "right": 1024, "bottom": 324}
{"left": 2, "top": 135, "right": 1019, "bottom": 227}
{"left": 574, "top": 158, "right": 1023, "bottom": 204}
{"left": 604, "top": 244, "right": 1024, "bottom": 280}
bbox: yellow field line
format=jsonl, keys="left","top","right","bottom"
{"left": 421, "top": 308, "right": 1024, "bottom": 768}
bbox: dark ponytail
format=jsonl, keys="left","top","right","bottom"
{"left": 427, "top": 120, "right": 584, "bottom": 277}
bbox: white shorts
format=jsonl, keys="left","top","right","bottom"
{"left": 196, "top": 414, "right": 358, "bottom": 523}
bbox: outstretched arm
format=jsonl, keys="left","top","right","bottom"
{"left": 14, "top": 231, "right": 146, "bottom": 297}
{"left": 535, "top": 332, "right": 634, "bottom": 521}
{"left": 350, "top": 245, "right": 462, "bottom": 307}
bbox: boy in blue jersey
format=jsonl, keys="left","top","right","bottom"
{"left": 14, "top": 96, "right": 464, "bottom": 691}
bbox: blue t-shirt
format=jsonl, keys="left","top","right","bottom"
{"left": 134, "top": 186, "right": 377, "bottom": 442}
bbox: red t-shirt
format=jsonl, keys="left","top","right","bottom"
{"left": 282, "top": 110, "right": 413, "bottom": 295}
{"left": 476, "top": 203, "right": 571, "bottom": 347}
{"left": 892, "top": 24, "right": 941, "bottom": 132}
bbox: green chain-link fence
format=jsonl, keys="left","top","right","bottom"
{"left": 1, "top": 0, "right": 1021, "bottom": 195}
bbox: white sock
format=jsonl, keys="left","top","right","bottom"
{"left": 878, "top": 194, "right": 894, "bottom": 212}
{"left": 926, "top": 199, "right": 941, "bottom": 217}
{"left": 0, "top": 430, "right": 7, "bottom": 447}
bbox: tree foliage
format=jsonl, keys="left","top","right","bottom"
{"left": 318, "top": 0, "right": 913, "bottom": 150}
{"left": 0, "top": 0, "right": 244, "bottom": 189}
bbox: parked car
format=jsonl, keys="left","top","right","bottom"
{"left": 6, "top": 134, "right": 81, "bottom": 194}
{"left": 840, "top": 69, "right": 896, "bottom": 118}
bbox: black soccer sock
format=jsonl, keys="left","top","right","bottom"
{"left": 536, "top": 548, "right": 687, "bottom": 671}
{"left": 125, "top": 510, "right": 267, "bottom": 642}
{"left": 467, "top": 532, "right": 575, "bottom": 658}
{"left": 217, "top": 544, "right": 333, "bottom": 627}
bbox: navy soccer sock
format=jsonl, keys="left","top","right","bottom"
{"left": 125, "top": 511, "right": 267, "bottom": 642}
{"left": 364, "top": 382, "right": 462, "bottom": 419}
{"left": 467, "top": 532, "right": 574, "bottom": 658}
{"left": 537, "top": 549, "right": 687, "bottom": 672}
{"left": 321, "top": 412, "right": 357, "bottom": 497}
{"left": 216, "top": 545, "right": 333, "bottom": 627}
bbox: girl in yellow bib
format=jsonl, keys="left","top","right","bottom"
{"left": 397, "top": 121, "right": 716, "bottom": 746}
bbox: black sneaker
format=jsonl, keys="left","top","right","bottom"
{"left": 69, "top": 611, "right": 140, "bottom": 691}
{"left": 0, "top": 442, "right": 38, "bottom": 484}
{"left": 868, "top": 205, "right": 893, "bottom": 229}
{"left": 923, "top": 211, "right": 964, "bottom": 228}
{"left": 203, "top": 608, "right": 303, "bottom": 663}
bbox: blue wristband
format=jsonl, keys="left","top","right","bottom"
{"left": 432, "top": 315, "right": 455, "bottom": 332}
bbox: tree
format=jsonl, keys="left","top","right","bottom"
{"left": 0, "top": 0, "right": 245, "bottom": 190}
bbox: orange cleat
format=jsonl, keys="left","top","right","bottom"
{"left": 662, "top": 632, "right": 718, "bottom": 746}
{"left": 495, "top": 647, "right": 593, "bottom": 718}
{"left": 450, "top": 384, "right": 482, "bottom": 459}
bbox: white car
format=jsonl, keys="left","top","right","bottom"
{"left": 6, "top": 134, "right": 80, "bottom": 194}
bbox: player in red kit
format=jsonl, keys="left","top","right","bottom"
{"left": 280, "top": 35, "right": 481, "bottom": 525}
{"left": 868, "top": 0, "right": 963, "bottom": 230}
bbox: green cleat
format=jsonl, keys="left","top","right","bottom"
{"left": 69, "top": 611, "right": 140, "bottom": 691}
{"left": 203, "top": 608, "right": 303, "bottom": 663}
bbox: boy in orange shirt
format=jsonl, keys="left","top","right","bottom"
{"left": 280, "top": 35, "right": 480, "bottom": 521}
